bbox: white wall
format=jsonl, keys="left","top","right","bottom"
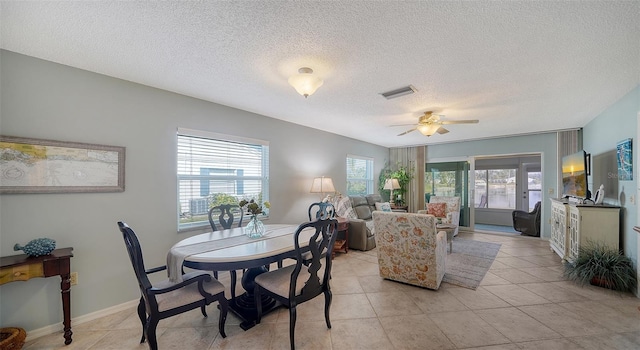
{"left": 0, "top": 50, "right": 389, "bottom": 331}
{"left": 583, "top": 85, "right": 640, "bottom": 283}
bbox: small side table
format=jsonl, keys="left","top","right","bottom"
{"left": 390, "top": 205, "right": 408, "bottom": 212}
{"left": 0, "top": 248, "right": 74, "bottom": 344}
{"left": 333, "top": 217, "right": 349, "bottom": 258}
{"left": 436, "top": 224, "right": 457, "bottom": 254}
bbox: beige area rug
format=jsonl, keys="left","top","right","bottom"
{"left": 442, "top": 238, "right": 502, "bottom": 290}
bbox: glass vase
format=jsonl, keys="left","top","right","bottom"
{"left": 245, "top": 215, "right": 265, "bottom": 238}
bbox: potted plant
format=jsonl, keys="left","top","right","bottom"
{"left": 390, "top": 165, "right": 414, "bottom": 206}
{"left": 564, "top": 240, "right": 637, "bottom": 292}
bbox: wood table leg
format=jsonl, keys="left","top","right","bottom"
{"left": 60, "top": 273, "right": 72, "bottom": 344}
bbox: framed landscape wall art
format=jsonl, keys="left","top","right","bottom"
{"left": 616, "top": 138, "right": 633, "bottom": 181}
{"left": 0, "top": 136, "right": 125, "bottom": 194}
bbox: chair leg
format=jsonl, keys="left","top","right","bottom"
{"left": 289, "top": 305, "right": 297, "bottom": 350}
{"left": 136, "top": 296, "right": 146, "bottom": 343}
{"left": 213, "top": 271, "right": 218, "bottom": 279}
{"left": 200, "top": 304, "right": 208, "bottom": 318}
{"left": 145, "top": 317, "right": 160, "bottom": 350}
{"left": 324, "top": 290, "right": 332, "bottom": 329}
{"left": 218, "top": 294, "right": 228, "bottom": 338}
{"left": 277, "top": 259, "right": 283, "bottom": 268}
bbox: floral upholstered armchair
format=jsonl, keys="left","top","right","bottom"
{"left": 421, "top": 196, "right": 461, "bottom": 237}
{"left": 372, "top": 211, "right": 447, "bottom": 290}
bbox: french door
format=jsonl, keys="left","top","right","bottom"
{"left": 425, "top": 160, "right": 470, "bottom": 228}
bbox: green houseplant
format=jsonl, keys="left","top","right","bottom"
{"left": 378, "top": 162, "right": 415, "bottom": 205}
{"left": 564, "top": 240, "right": 637, "bottom": 292}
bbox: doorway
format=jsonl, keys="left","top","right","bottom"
{"left": 473, "top": 154, "right": 542, "bottom": 234}
{"left": 425, "top": 161, "right": 470, "bottom": 228}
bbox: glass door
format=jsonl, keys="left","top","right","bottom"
{"left": 425, "top": 161, "right": 470, "bottom": 228}
{"left": 522, "top": 164, "right": 542, "bottom": 211}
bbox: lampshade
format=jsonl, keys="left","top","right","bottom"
{"left": 310, "top": 176, "right": 335, "bottom": 193}
{"left": 383, "top": 178, "right": 400, "bottom": 190}
{"left": 288, "top": 67, "right": 323, "bottom": 98}
{"left": 417, "top": 124, "right": 441, "bottom": 136}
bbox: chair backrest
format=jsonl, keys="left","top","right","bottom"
{"left": 208, "top": 204, "right": 244, "bottom": 231}
{"left": 372, "top": 211, "right": 446, "bottom": 289}
{"left": 307, "top": 202, "right": 335, "bottom": 221}
{"left": 532, "top": 201, "right": 542, "bottom": 215}
{"left": 479, "top": 194, "right": 488, "bottom": 208}
{"left": 290, "top": 218, "right": 338, "bottom": 301}
{"left": 117, "top": 222, "right": 153, "bottom": 296}
{"left": 429, "top": 196, "right": 461, "bottom": 220}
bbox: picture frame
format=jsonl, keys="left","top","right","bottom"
{"left": 616, "top": 138, "right": 633, "bottom": 181}
{"left": 0, "top": 135, "right": 125, "bottom": 193}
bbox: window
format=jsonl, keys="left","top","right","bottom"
{"left": 346, "top": 155, "right": 374, "bottom": 196}
{"left": 177, "top": 128, "right": 269, "bottom": 230}
{"left": 474, "top": 169, "right": 517, "bottom": 209}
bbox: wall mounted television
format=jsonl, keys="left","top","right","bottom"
{"left": 562, "top": 150, "right": 590, "bottom": 199}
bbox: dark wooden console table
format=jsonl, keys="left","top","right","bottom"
{"left": 0, "top": 247, "right": 74, "bottom": 345}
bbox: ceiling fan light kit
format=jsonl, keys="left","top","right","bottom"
{"left": 417, "top": 124, "right": 441, "bottom": 136}
{"left": 396, "top": 111, "right": 479, "bottom": 137}
{"left": 288, "top": 67, "right": 323, "bottom": 98}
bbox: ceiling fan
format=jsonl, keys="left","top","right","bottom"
{"left": 394, "top": 111, "right": 479, "bottom": 137}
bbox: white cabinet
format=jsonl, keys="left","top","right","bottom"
{"left": 549, "top": 199, "right": 620, "bottom": 261}
{"left": 550, "top": 199, "right": 569, "bottom": 258}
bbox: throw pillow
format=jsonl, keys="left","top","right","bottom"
{"left": 427, "top": 202, "right": 447, "bottom": 218}
{"left": 375, "top": 202, "right": 392, "bottom": 212}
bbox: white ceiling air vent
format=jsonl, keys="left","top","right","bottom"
{"left": 380, "top": 85, "right": 417, "bottom": 99}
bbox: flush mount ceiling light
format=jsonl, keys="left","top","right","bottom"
{"left": 288, "top": 67, "right": 323, "bottom": 98}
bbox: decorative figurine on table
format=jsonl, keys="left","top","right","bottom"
{"left": 14, "top": 238, "right": 56, "bottom": 257}
{"left": 594, "top": 184, "right": 605, "bottom": 205}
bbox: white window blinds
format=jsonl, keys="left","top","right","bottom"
{"left": 177, "top": 128, "right": 269, "bottom": 230}
{"left": 346, "top": 155, "right": 374, "bottom": 196}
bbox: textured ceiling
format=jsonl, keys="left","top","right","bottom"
{"left": 2, "top": 1, "right": 639, "bottom": 148}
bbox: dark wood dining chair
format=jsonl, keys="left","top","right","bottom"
{"left": 208, "top": 204, "right": 244, "bottom": 232}
{"left": 307, "top": 202, "right": 335, "bottom": 221}
{"left": 117, "top": 222, "right": 228, "bottom": 350}
{"left": 254, "top": 217, "right": 338, "bottom": 350}
{"left": 208, "top": 204, "right": 244, "bottom": 298}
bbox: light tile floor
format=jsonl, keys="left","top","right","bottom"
{"left": 24, "top": 232, "right": 640, "bottom": 349}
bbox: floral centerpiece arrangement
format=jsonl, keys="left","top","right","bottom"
{"left": 239, "top": 199, "right": 270, "bottom": 238}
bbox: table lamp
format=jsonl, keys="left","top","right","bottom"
{"left": 310, "top": 176, "right": 335, "bottom": 200}
{"left": 383, "top": 178, "right": 400, "bottom": 205}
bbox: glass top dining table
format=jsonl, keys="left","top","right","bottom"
{"left": 167, "top": 223, "right": 313, "bottom": 330}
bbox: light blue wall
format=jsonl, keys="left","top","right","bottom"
{"left": 424, "top": 133, "right": 558, "bottom": 238}
{"left": 583, "top": 85, "right": 640, "bottom": 268}
{"left": 0, "top": 50, "right": 389, "bottom": 332}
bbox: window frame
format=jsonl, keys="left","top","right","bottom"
{"left": 177, "top": 128, "right": 269, "bottom": 231}
{"left": 474, "top": 168, "right": 517, "bottom": 210}
{"left": 346, "top": 154, "right": 374, "bottom": 196}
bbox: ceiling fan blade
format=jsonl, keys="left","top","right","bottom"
{"left": 397, "top": 127, "right": 417, "bottom": 136}
{"left": 440, "top": 119, "right": 479, "bottom": 125}
{"left": 437, "top": 127, "right": 450, "bottom": 134}
{"left": 389, "top": 123, "right": 418, "bottom": 127}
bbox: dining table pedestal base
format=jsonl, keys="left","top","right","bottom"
{"left": 231, "top": 266, "right": 280, "bottom": 330}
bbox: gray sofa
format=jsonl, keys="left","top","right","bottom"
{"left": 346, "top": 194, "right": 382, "bottom": 251}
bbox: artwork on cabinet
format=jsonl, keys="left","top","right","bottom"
{"left": 616, "top": 138, "right": 632, "bottom": 181}
{"left": 0, "top": 135, "right": 125, "bottom": 193}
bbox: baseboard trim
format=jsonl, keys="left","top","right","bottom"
{"left": 25, "top": 299, "right": 139, "bottom": 342}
